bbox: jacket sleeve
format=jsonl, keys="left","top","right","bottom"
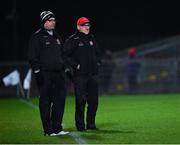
{"left": 28, "top": 34, "right": 41, "bottom": 72}
{"left": 93, "top": 37, "right": 102, "bottom": 65}
{"left": 63, "top": 38, "right": 79, "bottom": 69}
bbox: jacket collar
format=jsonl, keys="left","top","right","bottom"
{"left": 40, "top": 28, "right": 57, "bottom": 37}
{"left": 76, "top": 31, "right": 91, "bottom": 38}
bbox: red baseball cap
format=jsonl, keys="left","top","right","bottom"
{"left": 128, "top": 47, "right": 136, "bottom": 56}
{"left": 77, "top": 17, "right": 90, "bottom": 26}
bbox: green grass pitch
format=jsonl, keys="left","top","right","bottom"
{"left": 0, "top": 94, "right": 180, "bottom": 144}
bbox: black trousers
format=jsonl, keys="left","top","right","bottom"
{"left": 128, "top": 75, "right": 138, "bottom": 93}
{"left": 38, "top": 71, "right": 66, "bottom": 134}
{"left": 74, "top": 75, "right": 98, "bottom": 129}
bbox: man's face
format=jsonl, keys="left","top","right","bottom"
{"left": 77, "top": 23, "right": 90, "bottom": 34}
{"left": 44, "top": 18, "right": 56, "bottom": 30}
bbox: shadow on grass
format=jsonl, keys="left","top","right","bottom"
{"left": 81, "top": 133, "right": 102, "bottom": 140}
{"left": 65, "top": 126, "right": 136, "bottom": 134}
{"left": 79, "top": 129, "right": 136, "bottom": 141}
{"left": 63, "top": 127, "right": 136, "bottom": 143}
{"left": 86, "top": 129, "right": 136, "bottom": 134}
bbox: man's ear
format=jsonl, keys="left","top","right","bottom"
{"left": 77, "top": 25, "right": 80, "bottom": 30}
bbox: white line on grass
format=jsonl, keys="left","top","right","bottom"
{"left": 68, "top": 132, "right": 87, "bottom": 144}
{"left": 19, "top": 99, "right": 38, "bottom": 109}
{"left": 19, "top": 98, "right": 87, "bottom": 144}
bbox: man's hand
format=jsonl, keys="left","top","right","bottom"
{"left": 97, "top": 62, "right": 101, "bottom": 66}
{"left": 76, "top": 64, "right": 80, "bottom": 70}
{"left": 34, "top": 70, "right": 43, "bottom": 87}
{"left": 65, "top": 68, "right": 74, "bottom": 82}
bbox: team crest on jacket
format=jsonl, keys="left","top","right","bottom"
{"left": 56, "top": 39, "right": 61, "bottom": 44}
{"left": 89, "top": 41, "right": 93, "bottom": 45}
{"left": 78, "top": 42, "right": 84, "bottom": 46}
{"left": 45, "top": 41, "right": 50, "bottom": 45}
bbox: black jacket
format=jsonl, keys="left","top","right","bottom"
{"left": 63, "top": 31, "right": 101, "bottom": 76}
{"left": 28, "top": 28, "right": 64, "bottom": 72}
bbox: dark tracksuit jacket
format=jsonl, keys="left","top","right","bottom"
{"left": 63, "top": 31, "right": 101, "bottom": 129}
{"left": 126, "top": 56, "right": 141, "bottom": 93}
{"left": 28, "top": 28, "right": 66, "bottom": 134}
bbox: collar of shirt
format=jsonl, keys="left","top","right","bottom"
{"left": 47, "top": 30, "right": 53, "bottom": 36}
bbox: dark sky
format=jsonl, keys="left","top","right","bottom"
{"left": 1, "top": 0, "right": 180, "bottom": 61}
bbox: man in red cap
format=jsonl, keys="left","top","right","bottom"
{"left": 63, "top": 17, "right": 102, "bottom": 131}
{"left": 126, "top": 47, "right": 141, "bottom": 93}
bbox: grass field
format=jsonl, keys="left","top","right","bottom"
{"left": 0, "top": 94, "right": 180, "bottom": 144}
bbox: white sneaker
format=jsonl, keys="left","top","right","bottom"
{"left": 44, "top": 133, "right": 56, "bottom": 136}
{"left": 56, "top": 130, "right": 69, "bottom": 135}
{"left": 49, "top": 133, "right": 57, "bottom": 136}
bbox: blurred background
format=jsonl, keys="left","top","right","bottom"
{"left": 1, "top": 0, "right": 180, "bottom": 97}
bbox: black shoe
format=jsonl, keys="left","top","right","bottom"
{"left": 77, "top": 127, "right": 86, "bottom": 131}
{"left": 87, "top": 126, "right": 98, "bottom": 130}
